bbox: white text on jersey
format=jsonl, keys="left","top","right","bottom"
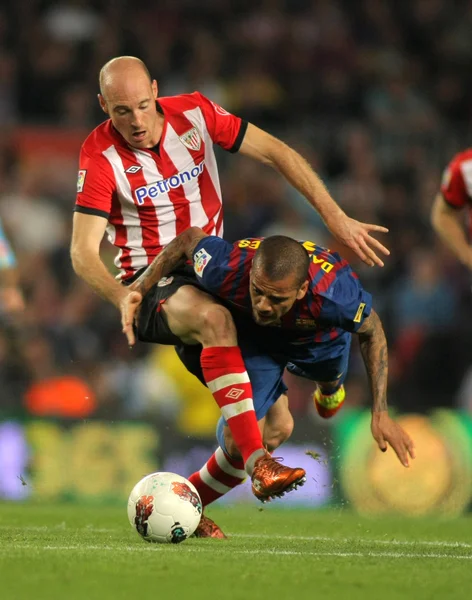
{"left": 134, "top": 160, "right": 205, "bottom": 205}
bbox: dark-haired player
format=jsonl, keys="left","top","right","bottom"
{"left": 123, "top": 228, "right": 415, "bottom": 536}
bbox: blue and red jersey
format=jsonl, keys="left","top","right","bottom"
{"left": 192, "top": 236, "right": 372, "bottom": 344}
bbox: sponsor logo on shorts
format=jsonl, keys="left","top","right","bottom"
{"left": 125, "top": 165, "right": 143, "bottom": 174}
{"left": 77, "top": 170, "right": 87, "bottom": 192}
{"left": 157, "top": 276, "right": 174, "bottom": 287}
{"left": 353, "top": 302, "right": 366, "bottom": 323}
{"left": 179, "top": 127, "right": 201, "bottom": 152}
{"left": 134, "top": 160, "right": 205, "bottom": 205}
{"left": 194, "top": 248, "right": 212, "bottom": 276}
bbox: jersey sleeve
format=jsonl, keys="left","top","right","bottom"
{"left": 0, "top": 220, "right": 16, "bottom": 269}
{"left": 192, "top": 236, "right": 239, "bottom": 295}
{"left": 317, "top": 267, "right": 373, "bottom": 332}
{"left": 440, "top": 155, "right": 470, "bottom": 209}
{"left": 74, "top": 147, "right": 116, "bottom": 218}
{"left": 193, "top": 92, "right": 248, "bottom": 153}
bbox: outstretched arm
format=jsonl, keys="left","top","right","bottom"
{"left": 120, "top": 227, "right": 208, "bottom": 344}
{"left": 131, "top": 227, "right": 208, "bottom": 297}
{"left": 239, "top": 124, "right": 390, "bottom": 267}
{"left": 357, "top": 309, "right": 415, "bottom": 467}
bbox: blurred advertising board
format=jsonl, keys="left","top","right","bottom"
{"left": 1, "top": 410, "right": 471, "bottom": 514}
{"left": 0, "top": 419, "right": 332, "bottom": 507}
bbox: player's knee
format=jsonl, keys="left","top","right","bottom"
{"left": 198, "top": 303, "right": 236, "bottom": 346}
{"left": 264, "top": 415, "right": 294, "bottom": 452}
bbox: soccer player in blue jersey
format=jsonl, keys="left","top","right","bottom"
{"left": 122, "top": 227, "right": 414, "bottom": 536}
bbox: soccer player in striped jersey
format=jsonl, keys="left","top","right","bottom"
{"left": 125, "top": 228, "right": 415, "bottom": 536}
{"left": 71, "top": 56, "right": 389, "bottom": 506}
{"left": 432, "top": 149, "right": 472, "bottom": 268}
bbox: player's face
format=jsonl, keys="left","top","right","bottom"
{"left": 249, "top": 270, "right": 309, "bottom": 326}
{"left": 98, "top": 78, "right": 161, "bottom": 148}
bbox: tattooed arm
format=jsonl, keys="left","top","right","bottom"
{"left": 120, "top": 227, "right": 208, "bottom": 345}
{"left": 357, "top": 309, "right": 388, "bottom": 413}
{"left": 356, "top": 309, "right": 415, "bottom": 467}
{"left": 131, "top": 227, "right": 208, "bottom": 297}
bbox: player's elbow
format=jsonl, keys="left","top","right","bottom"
{"left": 70, "top": 243, "right": 96, "bottom": 278}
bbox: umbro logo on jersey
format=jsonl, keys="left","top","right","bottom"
{"left": 179, "top": 127, "right": 201, "bottom": 152}
{"left": 125, "top": 165, "right": 143, "bottom": 174}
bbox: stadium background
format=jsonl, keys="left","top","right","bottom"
{"left": 1, "top": 0, "right": 472, "bottom": 514}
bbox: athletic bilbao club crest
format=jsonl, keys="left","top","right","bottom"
{"left": 179, "top": 127, "right": 201, "bottom": 152}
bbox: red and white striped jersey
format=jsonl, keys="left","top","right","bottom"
{"left": 75, "top": 92, "right": 247, "bottom": 279}
{"left": 440, "top": 148, "right": 472, "bottom": 237}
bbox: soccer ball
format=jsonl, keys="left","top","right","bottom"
{"left": 127, "top": 472, "right": 202, "bottom": 544}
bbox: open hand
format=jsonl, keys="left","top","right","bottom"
{"left": 120, "top": 289, "right": 143, "bottom": 346}
{"left": 331, "top": 216, "right": 390, "bottom": 267}
{"left": 371, "top": 411, "right": 416, "bottom": 467}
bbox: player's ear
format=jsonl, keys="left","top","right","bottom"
{"left": 152, "top": 80, "right": 158, "bottom": 100}
{"left": 296, "top": 280, "right": 309, "bottom": 300}
{"left": 98, "top": 94, "right": 109, "bottom": 115}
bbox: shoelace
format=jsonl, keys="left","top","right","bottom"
{"left": 257, "top": 455, "right": 288, "bottom": 474}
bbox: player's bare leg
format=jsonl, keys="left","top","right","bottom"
{"left": 313, "top": 379, "right": 346, "bottom": 419}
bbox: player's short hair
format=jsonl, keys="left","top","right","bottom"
{"left": 253, "top": 236, "right": 310, "bottom": 288}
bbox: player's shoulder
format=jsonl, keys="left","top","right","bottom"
{"left": 446, "top": 148, "right": 472, "bottom": 171}
{"left": 80, "top": 120, "right": 121, "bottom": 157}
{"left": 158, "top": 92, "right": 208, "bottom": 115}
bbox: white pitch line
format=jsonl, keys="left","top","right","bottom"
{"left": 1, "top": 544, "right": 471, "bottom": 560}
{"left": 1, "top": 525, "right": 472, "bottom": 550}
{"left": 230, "top": 533, "right": 472, "bottom": 550}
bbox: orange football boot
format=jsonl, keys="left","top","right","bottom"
{"left": 251, "top": 452, "right": 306, "bottom": 503}
{"left": 193, "top": 514, "right": 227, "bottom": 539}
{"left": 313, "top": 385, "right": 345, "bottom": 419}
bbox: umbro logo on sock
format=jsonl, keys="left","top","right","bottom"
{"left": 225, "top": 388, "right": 244, "bottom": 400}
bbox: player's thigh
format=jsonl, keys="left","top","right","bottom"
{"left": 162, "top": 285, "right": 235, "bottom": 345}
{"left": 137, "top": 273, "right": 235, "bottom": 346}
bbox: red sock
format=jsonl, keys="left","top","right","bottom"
{"left": 200, "top": 346, "right": 263, "bottom": 467}
{"left": 189, "top": 447, "right": 246, "bottom": 507}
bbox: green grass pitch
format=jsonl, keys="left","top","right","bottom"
{"left": 0, "top": 503, "right": 471, "bottom": 600}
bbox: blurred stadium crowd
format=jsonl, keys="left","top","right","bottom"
{"left": 0, "top": 0, "right": 472, "bottom": 433}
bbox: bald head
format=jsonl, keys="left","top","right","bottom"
{"left": 99, "top": 56, "right": 152, "bottom": 100}
{"left": 97, "top": 56, "right": 161, "bottom": 149}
